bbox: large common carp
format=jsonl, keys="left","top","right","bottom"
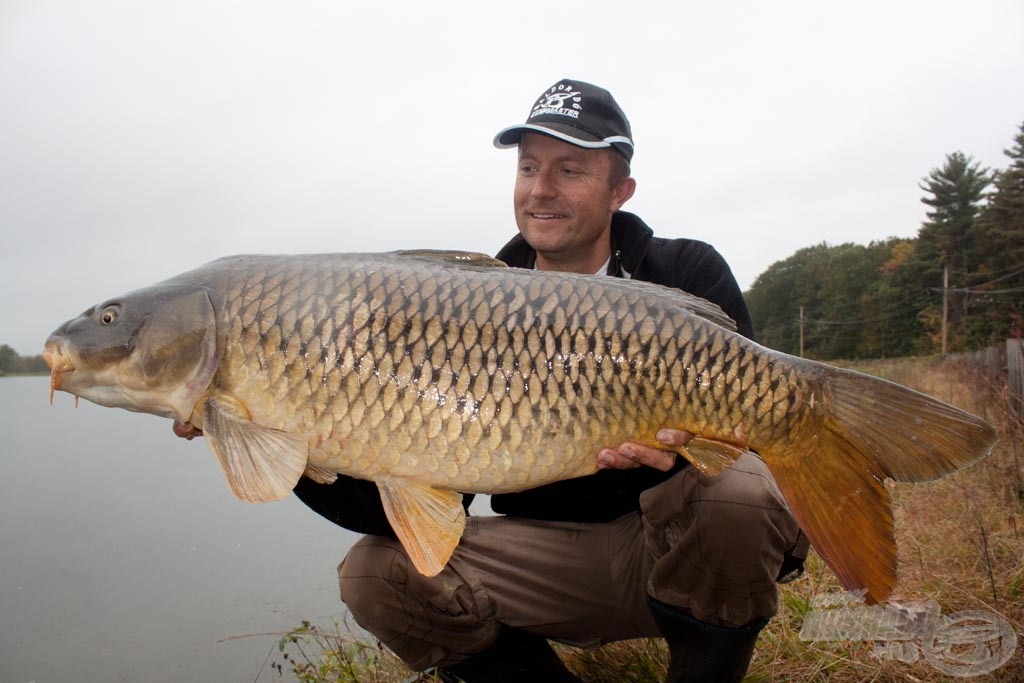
{"left": 43, "top": 251, "right": 997, "bottom": 603}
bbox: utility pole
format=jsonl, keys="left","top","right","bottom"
{"left": 942, "top": 266, "right": 949, "bottom": 355}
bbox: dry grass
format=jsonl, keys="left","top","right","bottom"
{"left": 273, "top": 355, "right": 1024, "bottom": 682}
{"left": 743, "top": 355, "right": 1022, "bottom": 682}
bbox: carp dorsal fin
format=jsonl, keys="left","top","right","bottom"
{"left": 608, "top": 278, "right": 738, "bottom": 332}
{"left": 201, "top": 396, "right": 309, "bottom": 502}
{"left": 662, "top": 288, "right": 738, "bottom": 332}
{"left": 396, "top": 249, "right": 736, "bottom": 331}
{"left": 376, "top": 477, "right": 466, "bottom": 576}
{"left": 393, "top": 249, "right": 508, "bottom": 268}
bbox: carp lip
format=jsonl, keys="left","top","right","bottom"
{"left": 42, "top": 347, "right": 75, "bottom": 405}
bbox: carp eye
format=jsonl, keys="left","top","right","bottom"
{"left": 100, "top": 305, "right": 121, "bottom": 325}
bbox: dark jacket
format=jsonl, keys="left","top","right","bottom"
{"left": 294, "top": 211, "right": 753, "bottom": 531}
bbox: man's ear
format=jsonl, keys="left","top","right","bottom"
{"left": 611, "top": 177, "right": 637, "bottom": 211}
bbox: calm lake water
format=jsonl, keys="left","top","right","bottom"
{"left": 0, "top": 376, "right": 364, "bottom": 682}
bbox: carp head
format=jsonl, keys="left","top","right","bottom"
{"left": 43, "top": 284, "right": 219, "bottom": 423}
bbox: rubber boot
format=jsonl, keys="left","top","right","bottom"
{"left": 649, "top": 597, "right": 767, "bottom": 683}
{"left": 438, "top": 623, "right": 583, "bottom": 683}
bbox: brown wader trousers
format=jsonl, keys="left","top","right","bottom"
{"left": 338, "top": 452, "right": 807, "bottom": 672}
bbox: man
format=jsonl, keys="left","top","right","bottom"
{"left": 298, "top": 79, "right": 807, "bottom": 682}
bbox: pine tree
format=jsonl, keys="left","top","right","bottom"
{"left": 973, "top": 121, "right": 1024, "bottom": 341}
{"left": 912, "top": 152, "right": 992, "bottom": 351}
{"left": 917, "top": 151, "right": 992, "bottom": 273}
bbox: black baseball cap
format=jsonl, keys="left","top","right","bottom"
{"left": 493, "top": 79, "right": 634, "bottom": 161}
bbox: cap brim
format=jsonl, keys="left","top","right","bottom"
{"left": 493, "top": 123, "right": 609, "bottom": 149}
{"left": 493, "top": 123, "right": 633, "bottom": 161}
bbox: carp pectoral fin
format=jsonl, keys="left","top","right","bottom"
{"left": 376, "top": 477, "right": 466, "bottom": 577}
{"left": 679, "top": 437, "right": 748, "bottom": 476}
{"left": 303, "top": 463, "right": 339, "bottom": 485}
{"left": 202, "top": 398, "right": 308, "bottom": 503}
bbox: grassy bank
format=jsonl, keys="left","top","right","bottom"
{"left": 271, "top": 354, "right": 1024, "bottom": 682}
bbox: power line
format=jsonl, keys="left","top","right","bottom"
{"left": 966, "top": 286, "right": 1024, "bottom": 295}
{"left": 947, "top": 265, "right": 1024, "bottom": 293}
{"left": 803, "top": 291, "right": 943, "bottom": 327}
{"left": 949, "top": 262, "right": 1024, "bottom": 281}
{"left": 753, "top": 264, "right": 1021, "bottom": 352}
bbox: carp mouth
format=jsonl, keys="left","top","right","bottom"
{"left": 42, "top": 345, "right": 76, "bottom": 405}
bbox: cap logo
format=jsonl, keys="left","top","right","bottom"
{"left": 530, "top": 83, "right": 581, "bottom": 120}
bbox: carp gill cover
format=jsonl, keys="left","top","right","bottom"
{"left": 43, "top": 250, "right": 998, "bottom": 604}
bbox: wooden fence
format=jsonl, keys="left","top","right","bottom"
{"left": 960, "top": 339, "right": 1024, "bottom": 419}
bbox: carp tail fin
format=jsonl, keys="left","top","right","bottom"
{"left": 826, "top": 369, "right": 997, "bottom": 483}
{"left": 765, "top": 367, "right": 997, "bottom": 604}
{"left": 768, "top": 435, "right": 896, "bottom": 605}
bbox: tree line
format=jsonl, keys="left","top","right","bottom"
{"left": 0, "top": 345, "right": 48, "bottom": 375}
{"left": 747, "top": 120, "right": 1024, "bottom": 360}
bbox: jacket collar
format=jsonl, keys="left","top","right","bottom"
{"left": 495, "top": 211, "right": 654, "bottom": 274}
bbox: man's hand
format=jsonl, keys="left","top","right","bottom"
{"left": 173, "top": 420, "right": 203, "bottom": 440}
{"left": 596, "top": 429, "right": 694, "bottom": 472}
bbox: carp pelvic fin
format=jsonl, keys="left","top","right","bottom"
{"left": 679, "top": 437, "right": 749, "bottom": 476}
{"left": 303, "top": 463, "right": 339, "bottom": 485}
{"left": 202, "top": 397, "right": 309, "bottom": 503}
{"left": 376, "top": 477, "right": 466, "bottom": 577}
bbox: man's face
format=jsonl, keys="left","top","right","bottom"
{"left": 514, "top": 133, "right": 635, "bottom": 273}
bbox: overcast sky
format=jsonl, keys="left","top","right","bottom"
{"left": 2, "top": 0, "right": 1023, "bottom": 355}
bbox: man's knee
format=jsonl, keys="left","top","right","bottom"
{"left": 696, "top": 455, "right": 800, "bottom": 558}
{"left": 642, "top": 454, "right": 802, "bottom": 622}
{"left": 703, "top": 453, "right": 784, "bottom": 505}
{"left": 337, "top": 535, "right": 412, "bottom": 631}
{"left": 337, "top": 534, "right": 497, "bottom": 670}
{"left": 647, "top": 454, "right": 793, "bottom": 535}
